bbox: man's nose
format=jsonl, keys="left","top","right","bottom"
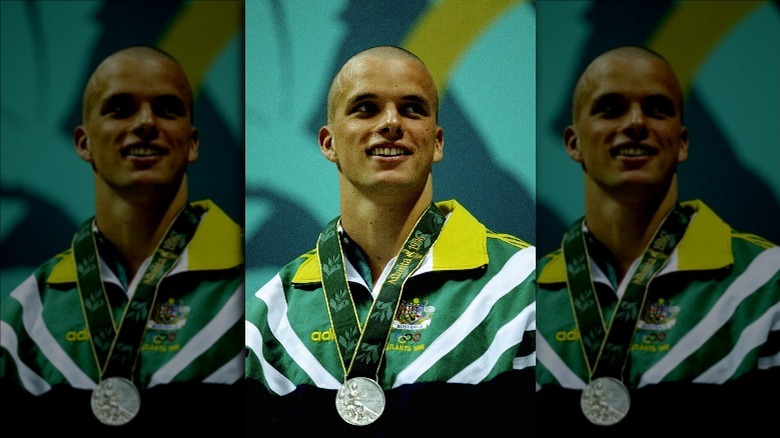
{"left": 378, "top": 106, "right": 402, "bottom": 137}
{"left": 133, "top": 104, "right": 158, "bottom": 138}
{"left": 622, "top": 104, "right": 648, "bottom": 138}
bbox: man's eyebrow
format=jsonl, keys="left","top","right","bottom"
{"left": 645, "top": 93, "right": 675, "bottom": 103}
{"left": 401, "top": 95, "right": 429, "bottom": 106}
{"left": 102, "top": 92, "right": 132, "bottom": 101}
{"left": 346, "top": 93, "right": 378, "bottom": 105}
{"left": 587, "top": 92, "right": 622, "bottom": 111}
{"left": 591, "top": 92, "right": 621, "bottom": 103}
{"left": 345, "top": 93, "right": 430, "bottom": 105}
{"left": 99, "top": 93, "right": 133, "bottom": 109}
{"left": 156, "top": 94, "right": 187, "bottom": 104}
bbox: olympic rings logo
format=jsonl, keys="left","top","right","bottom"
{"left": 152, "top": 332, "right": 178, "bottom": 344}
{"left": 641, "top": 332, "right": 666, "bottom": 344}
{"left": 395, "top": 332, "right": 422, "bottom": 344}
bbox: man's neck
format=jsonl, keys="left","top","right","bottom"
{"left": 583, "top": 182, "right": 678, "bottom": 283}
{"left": 338, "top": 181, "right": 434, "bottom": 287}
{"left": 93, "top": 181, "right": 189, "bottom": 281}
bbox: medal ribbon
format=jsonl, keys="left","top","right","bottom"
{"left": 562, "top": 204, "right": 690, "bottom": 379}
{"left": 73, "top": 204, "right": 200, "bottom": 379}
{"left": 317, "top": 203, "right": 445, "bottom": 381}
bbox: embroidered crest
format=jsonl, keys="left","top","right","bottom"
{"left": 637, "top": 298, "right": 679, "bottom": 331}
{"left": 392, "top": 298, "right": 435, "bottom": 330}
{"left": 148, "top": 298, "right": 190, "bottom": 330}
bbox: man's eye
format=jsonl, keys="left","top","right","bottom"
{"left": 603, "top": 105, "right": 619, "bottom": 117}
{"left": 402, "top": 103, "right": 426, "bottom": 116}
{"left": 593, "top": 97, "right": 625, "bottom": 118}
{"left": 352, "top": 102, "right": 377, "bottom": 114}
{"left": 155, "top": 99, "right": 185, "bottom": 118}
{"left": 645, "top": 97, "right": 675, "bottom": 118}
{"left": 101, "top": 95, "right": 135, "bottom": 118}
{"left": 595, "top": 105, "right": 617, "bottom": 118}
{"left": 109, "top": 103, "right": 133, "bottom": 117}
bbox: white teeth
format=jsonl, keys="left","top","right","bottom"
{"left": 614, "top": 146, "right": 653, "bottom": 157}
{"left": 369, "top": 147, "right": 408, "bottom": 156}
{"left": 126, "top": 146, "right": 162, "bottom": 157}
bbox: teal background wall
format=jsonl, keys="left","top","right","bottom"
{"left": 0, "top": 0, "right": 245, "bottom": 301}
{"left": 536, "top": 0, "right": 780, "bottom": 257}
{"left": 2, "top": 0, "right": 777, "bottom": 301}
{"left": 244, "top": 0, "right": 538, "bottom": 295}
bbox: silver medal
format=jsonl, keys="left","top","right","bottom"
{"left": 335, "top": 377, "right": 386, "bottom": 426}
{"left": 580, "top": 376, "right": 630, "bottom": 426}
{"left": 91, "top": 377, "right": 141, "bottom": 426}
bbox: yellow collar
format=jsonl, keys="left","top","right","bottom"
{"left": 291, "top": 199, "right": 489, "bottom": 284}
{"left": 48, "top": 199, "right": 242, "bottom": 284}
{"left": 537, "top": 200, "right": 733, "bottom": 284}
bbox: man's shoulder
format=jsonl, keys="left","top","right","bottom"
{"left": 191, "top": 199, "right": 241, "bottom": 230}
{"left": 188, "top": 199, "right": 243, "bottom": 269}
{"left": 485, "top": 229, "right": 533, "bottom": 251}
{"left": 2, "top": 249, "right": 75, "bottom": 311}
{"left": 731, "top": 232, "right": 778, "bottom": 250}
{"left": 536, "top": 248, "right": 565, "bottom": 285}
{"left": 437, "top": 197, "right": 534, "bottom": 254}
{"left": 680, "top": 199, "right": 778, "bottom": 269}
{"left": 262, "top": 248, "right": 319, "bottom": 286}
{"left": 32, "top": 248, "right": 76, "bottom": 285}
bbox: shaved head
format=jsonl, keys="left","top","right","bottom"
{"left": 571, "top": 46, "right": 683, "bottom": 123}
{"left": 82, "top": 45, "right": 193, "bottom": 122}
{"left": 326, "top": 46, "right": 438, "bottom": 122}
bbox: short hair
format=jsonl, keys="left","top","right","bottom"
{"left": 571, "top": 45, "right": 684, "bottom": 123}
{"left": 325, "top": 45, "right": 438, "bottom": 123}
{"left": 81, "top": 45, "right": 194, "bottom": 122}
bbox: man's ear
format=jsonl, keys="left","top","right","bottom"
{"left": 73, "top": 126, "right": 93, "bottom": 163}
{"left": 188, "top": 126, "right": 200, "bottom": 163}
{"left": 563, "top": 125, "right": 582, "bottom": 163}
{"left": 319, "top": 125, "right": 338, "bottom": 163}
{"left": 432, "top": 126, "right": 444, "bottom": 163}
{"left": 677, "top": 126, "right": 689, "bottom": 163}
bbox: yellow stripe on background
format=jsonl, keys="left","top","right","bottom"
{"left": 403, "top": 0, "right": 520, "bottom": 96}
{"left": 648, "top": 0, "right": 765, "bottom": 95}
{"left": 158, "top": 0, "right": 243, "bottom": 96}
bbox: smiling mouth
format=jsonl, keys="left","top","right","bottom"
{"left": 611, "top": 144, "right": 657, "bottom": 157}
{"left": 368, "top": 147, "right": 410, "bottom": 157}
{"left": 122, "top": 146, "right": 167, "bottom": 157}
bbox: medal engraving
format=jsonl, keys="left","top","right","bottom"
{"left": 335, "top": 377, "right": 385, "bottom": 426}
{"left": 581, "top": 377, "right": 630, "bottom": 426}
{"left": 91, "top": 377, "right": 141, "bottom": 426}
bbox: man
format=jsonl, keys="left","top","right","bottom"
{"left": 535, "top": 46, "right": 780, "bottom": 434}
{"left": 245, "top": 46, "right": 536, "bottom": 435}
{"left": 0, "top": 46, "right": 244, "bottom": 433}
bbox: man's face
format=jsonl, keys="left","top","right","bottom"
{"left": 75, "top": 53, "right": 198, "bottom": 197}
{"left": 319, "top": 55, "right": 443, "bottom": 197}
{"left": 565, "top": 54, "right": 688, "bottom": 196}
